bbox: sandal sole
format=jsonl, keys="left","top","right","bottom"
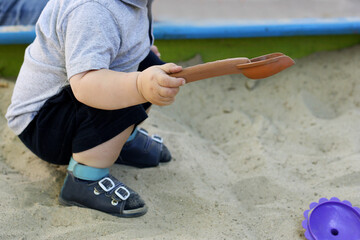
{"left": 58, "top": 196, "right": 148, "bottom": 218}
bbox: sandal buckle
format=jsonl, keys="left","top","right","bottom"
{"left": 98, "top": 177, "right": 115, "bottom": 192}
{"left": 115, "top": 186, "right": 130, "bottom": 200}
{"left": 151, "top": 134, "right": 163, "bottom": 144}
{"left": 138, "top": 128, "right": 149, "bottom": 136}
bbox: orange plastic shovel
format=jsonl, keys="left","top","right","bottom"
{"left": 170, "top": 53, "right": 295, "bottom": 83}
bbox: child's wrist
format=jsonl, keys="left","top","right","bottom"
{"left": 135, "top": 72, "right": 147, "bottom": 102}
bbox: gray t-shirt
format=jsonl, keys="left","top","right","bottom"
{"left": 6, "top": 0, "right": 153, "bottom": 135}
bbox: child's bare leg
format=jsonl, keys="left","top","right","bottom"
{"left": 73, "top": 125, "right": 134, "bottom": 168}
{"left": 60, "top": 124, "right": 147, "bottom": 218}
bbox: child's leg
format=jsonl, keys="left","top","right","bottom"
{"left": 60, "top": 125, "right": 148, "bottom": 218}
{"left": 59, "top": 118, "right": 148, "bottom": 217}
{"left": 19, "top": 86, "right": 149, "bottom": 217}
{"left": 74, "top": 125, "right": 134, "bottom": 168}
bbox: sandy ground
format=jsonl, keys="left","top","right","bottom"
{"left": 1, "top": 44, "right": 360, "bottom": 239}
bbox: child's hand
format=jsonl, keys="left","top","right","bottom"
{"left": 137, "top": 63, "right": 185, "bottom": 106}
{"left": 150, "top": 45, "right": 161, "bottom": 58}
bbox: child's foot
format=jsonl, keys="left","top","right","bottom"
{"left": 59, "top": 172, "right": 147, "bottom": 218}
{"left": 116, "top": 128, "right": 171, "bottom": 168}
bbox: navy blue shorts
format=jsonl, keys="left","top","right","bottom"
{"left": 19, "top": 50, "right": 165, "bottom": 165}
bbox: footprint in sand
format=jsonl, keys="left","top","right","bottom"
{"left": 301, "top": 90, "right": 337, "bottom": 119}
{"left": 232, "top": 176, "right": 294, "bottom": 209}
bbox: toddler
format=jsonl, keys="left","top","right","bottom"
{"left": 6, "top": 0, "right": 185, "bottom": 217}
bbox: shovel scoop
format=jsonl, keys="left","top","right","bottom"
{"left": 170, "top": 52, "right": 295, "bottom": 83}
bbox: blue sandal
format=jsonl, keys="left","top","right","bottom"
{"left": 59, "top": 172, "right": 148, "bottom": 218}
{"left": 116, "top": 128, "right": 172, "bottom": 168}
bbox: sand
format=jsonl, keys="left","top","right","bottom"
{"left": 1, "top": 45, "right": 360, "bottom": 239}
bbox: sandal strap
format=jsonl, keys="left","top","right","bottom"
{"left": 68, "top": 157, "right": 109, "bottom": 181}
{"left": 138, "top": 128, "right": 163, "bottom": 144}
{"left": 116, "top": 128, "right": 171, "bottom": 168}
{"left": 94, "top": 176, "right": 130, "bottom": 201}
{"left": 113, "top": 186, "right": 130, "bottom": 201}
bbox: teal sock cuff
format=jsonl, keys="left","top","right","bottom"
{"left": 68, "top": 157, "right": 109, "bottom": 181}
{"left": 126, "top": 127, "right": 138, "bottom": 142}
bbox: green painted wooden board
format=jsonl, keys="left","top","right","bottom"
{"left": 155, "top": 35, "right": 360, "bottom": 63}
{"left": 1, "top": 34, "right": 360, "bottom": 78}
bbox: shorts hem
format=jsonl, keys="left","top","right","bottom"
{"left": 72, "top": 106, "right": 148, "bottom": 153}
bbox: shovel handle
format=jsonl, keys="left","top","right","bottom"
{"left": 170, "top": 57, "right": 250, "bottom": 83}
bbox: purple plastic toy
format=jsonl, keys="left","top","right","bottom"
{"left": 302, "top": 197, "right": 360, "bottom": 240}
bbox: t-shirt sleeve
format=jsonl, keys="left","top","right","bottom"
{"left": 62, "top": 2, "right": 121, "bottom": 79}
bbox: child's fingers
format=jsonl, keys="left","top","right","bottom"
{"left": 150, "top": 45, "right": 161, "bottom": 57}
{"left": 151, "top": 92, "right": 175, "bottom": 106}
{"left": 158, "top": 85, "right": 180, "bottom": 98}
{"left": 158, "top": 63, "right": 183, "bottom": 74}
{"left": 158, "top": 75, "right": 185, "bottom": 88}
{"left": 157, "top": 96, "right": 176, "bottom": 106}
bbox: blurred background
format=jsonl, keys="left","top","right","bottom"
{"left": 152, "top": 0, "right": 360, "bottom": 22}
{"left": 0, "top": 0, "right": 360, "bottom": 77}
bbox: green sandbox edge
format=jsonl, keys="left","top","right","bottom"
{"left": 1, "top": 34, "right": 360, "bottom": 78}
{"left": 156, "top": 35, "right": 360, "bottom": 63}
{"left": 0, "top": 44, "right": 27, "bottom": 78}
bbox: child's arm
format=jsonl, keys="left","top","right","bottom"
{"left": 69, "top": 63, "right": 185, "bottom": 110}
